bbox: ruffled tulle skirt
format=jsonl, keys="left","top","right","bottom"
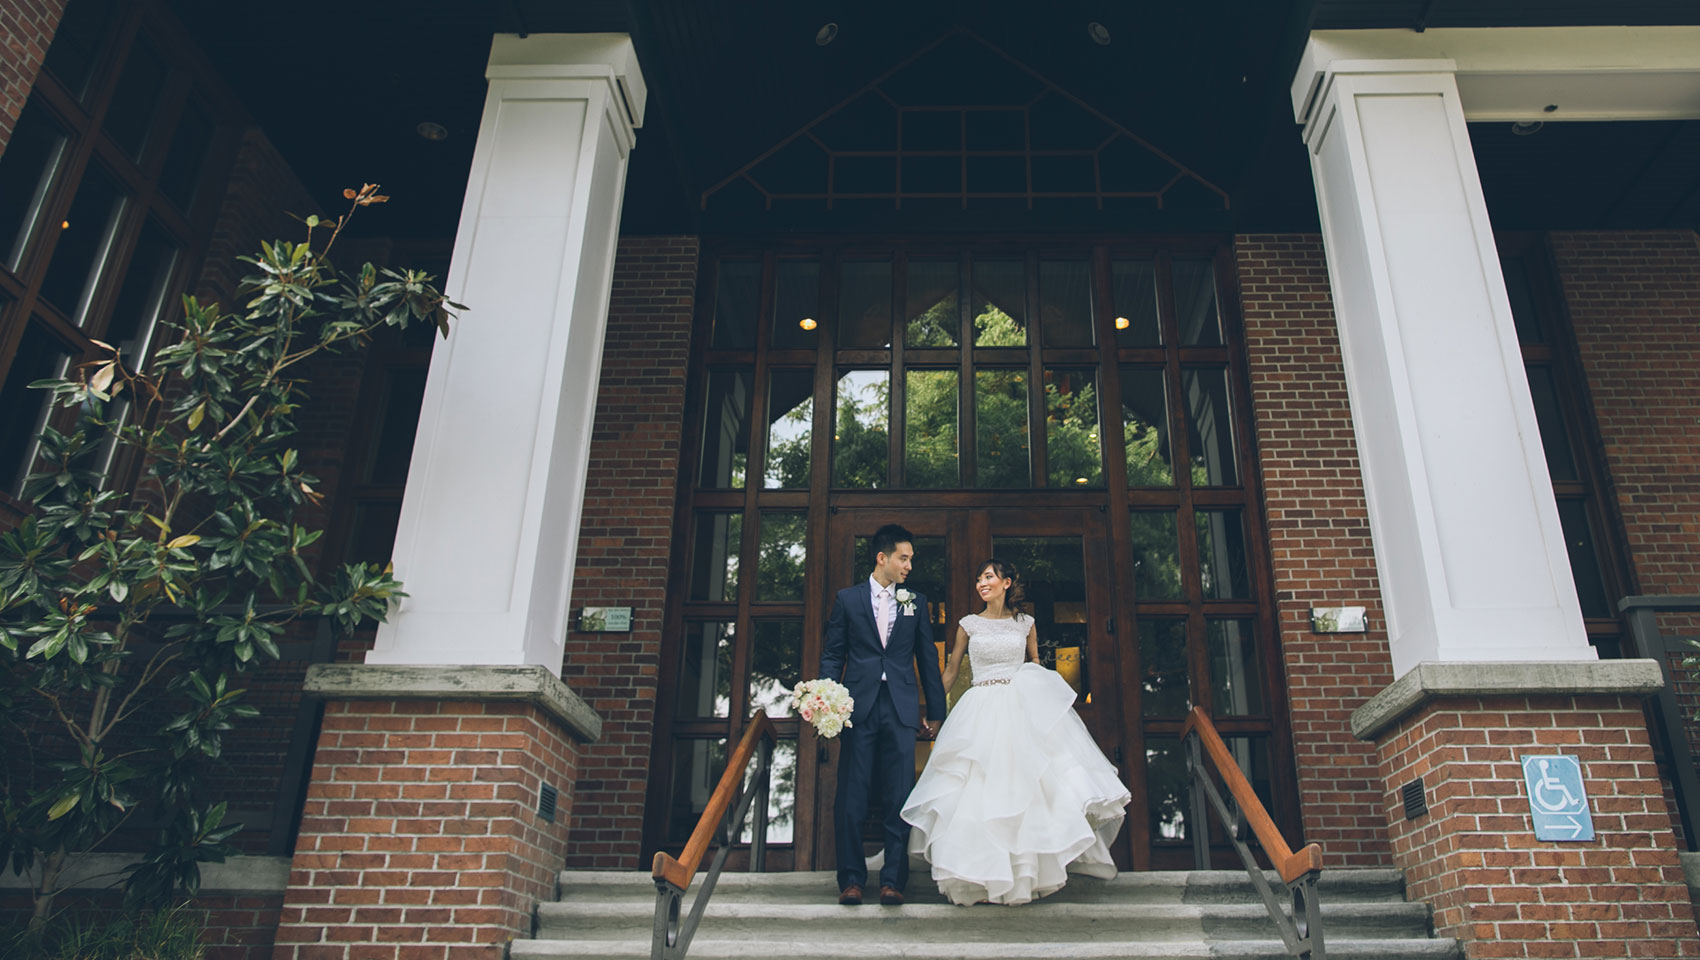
{"left": 901, "top": 662, "right": 1131, "bottom": 906}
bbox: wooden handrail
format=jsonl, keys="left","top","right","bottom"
{"left": 652, "top": 713, "right": 778, "bottom": 892}
{"left": 1181, "top": 706, "right": 1322, "bottom": 885}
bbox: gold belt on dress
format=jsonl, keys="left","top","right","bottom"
{"left": 972, "top": 677, "right": 1011, "bottom": 687}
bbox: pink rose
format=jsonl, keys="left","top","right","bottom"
{"left": 800, "top": 705, "right": 814, "bottom": 722}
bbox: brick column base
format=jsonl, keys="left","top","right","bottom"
{"left": 1353, "top": 661, "right": 1700, "bottom": 959}
{"left": 272, "top": 665, "right": 602, "bottom": 960}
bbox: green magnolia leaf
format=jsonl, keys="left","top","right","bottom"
{"left": 166, "top": 534, "right": 202, "bottom": 550}
{"left": 47, "top": 793, "right": 80, "bottom": 821}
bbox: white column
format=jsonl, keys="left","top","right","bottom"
{"left": 1290, "top": 53, "right": 1593, "bottom": 676}
{"left": 367, "top": 34, "right": 645, "bottom": 673}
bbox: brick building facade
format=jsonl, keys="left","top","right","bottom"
{"left": 2, "top": 3, "right": 1699, "bottom": 960}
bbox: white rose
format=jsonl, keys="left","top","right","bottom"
{"left": 895, "top": 589, "right": 913, "bottom": 603}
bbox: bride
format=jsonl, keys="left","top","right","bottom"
{"left": 901, "top": 559, "right": 1131, "bottom": 906}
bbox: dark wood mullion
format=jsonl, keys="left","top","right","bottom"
{"left": 1025, "top": 251, "right": 1046, "bottom": 487}
{"left": 730, "top": 254, "right": 780, "bottom": 733}
{"left": 794, "top": 247, "right": 839, "bottom": 868}
{"left": 745, "top": 252, "right": 776, "bottom": 494}
{"left": 959, "top": 250, "right": 975, "bottom": 487}
{"left": 891, "top": 252, "right": 906, "bottom": 488}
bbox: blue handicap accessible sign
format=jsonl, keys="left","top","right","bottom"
{"left": 1521, "top": 754, "right": 1594, "bottom": 842}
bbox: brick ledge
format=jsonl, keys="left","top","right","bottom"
{"left": 1350, "top": 659, "right": 1665, "bottom": 740}
{"left": 303, "top": 663, "right": 602, "bottom": 742}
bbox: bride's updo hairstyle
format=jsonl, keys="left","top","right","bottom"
{"left": 979, "top": 558, "right": 1026, "bottom": 619}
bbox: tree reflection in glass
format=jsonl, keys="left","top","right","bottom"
{"left": 749, "top": 621, "right": 803, "bottom": 717}
{"left": 833, "top": 370, "right": 888, "bottom": 487}
{"left": 973, "top": 260, "right": 1026, "bottom": 346}
{"left": 764, "top": 370, "right": 813, "bottom": 489}
{"left": 975, "top": 369, "right": 1029, "bottom": 487}
{"left": 756, "top": 512, "right": 807, "bottom": 601}
{"left": 1121, "top": 367, "right": 1173, "bottom": 486}
{"left": 906, "top": 259, "right": 958, "bottom": 347}
{"left": 738, "top": 739, "right": 797, "bottom": 844}
{"left": 1045, "top": 369, "right": 1102, "bottom": 488}
{"left": 906, "top": 369, "right": 958, "bottom": 487}
{"left": 1139, "top": 617, "right": 1189, "bottom": 717}
{"left": 1129, "top": 511, "right": 1183, "bottom": 601}
{"left": 678, "top": 621, "right": 733, "bottom": 719}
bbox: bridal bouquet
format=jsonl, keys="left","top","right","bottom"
{"left": 790, "top": 679, "right": 854, "bottom": 739}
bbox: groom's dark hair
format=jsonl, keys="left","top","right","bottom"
{"left": 870, "top": 523, "right": 914, "bottom": 562}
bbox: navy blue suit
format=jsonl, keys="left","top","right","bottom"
{"left": 819, "top": 581, "right": 947, "bottom": 893}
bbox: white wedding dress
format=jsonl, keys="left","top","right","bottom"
{"left": 901, "top": 613, "right": 1131, "bottom": 906}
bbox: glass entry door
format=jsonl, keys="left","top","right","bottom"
{"left": 815, "top": 508, "right": 1126, "bottom": 870}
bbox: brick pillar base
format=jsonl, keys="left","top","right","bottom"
{"left": 272, "top": 666, "right": 602, "bottom": 960}
{"left": 1354, "top": 661, "right": 1700, "bottom": 959}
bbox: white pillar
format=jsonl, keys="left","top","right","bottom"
{"left": 1290, "top": 52, "right": 1594, "bottom": 676}
{"left": 367, "top": 34, "right": 645, "bottom": 673}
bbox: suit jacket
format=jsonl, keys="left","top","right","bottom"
{"left": 818, "top": 581, "right": 948, "bottom": 730}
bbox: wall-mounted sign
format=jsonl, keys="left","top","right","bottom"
{"left": 1310, "top": 606, "right": 1367, "bottom": 633}
{"left": 1522, "top": 754, "right": 1594, "bottom": 842}
{"left": 579, "top": 606, "right": 632, "bottom": 633}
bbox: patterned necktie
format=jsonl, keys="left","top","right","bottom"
{"left": 878, "top": 589, "right": 891, "bottom": 647}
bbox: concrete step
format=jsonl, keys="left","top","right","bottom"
{"left": 536, "top": 898, "right": 1433, "bottom": 942}
{"left": 512, "top": 937, "right": 1461, "bottom": 960}
{"left": 557, "top": 868, "right": 1410, "bottom": 906}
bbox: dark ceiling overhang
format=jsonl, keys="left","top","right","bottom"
{"left": 164, "top": 0, "right": 1700, "bottom": 240}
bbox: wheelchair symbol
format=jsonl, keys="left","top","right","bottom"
{"left": 1529, "top": 758, "right": 1581, "bottom": 814}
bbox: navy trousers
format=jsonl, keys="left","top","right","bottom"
{"left": 834, "top": 683, "right": 915, "bottom": 893}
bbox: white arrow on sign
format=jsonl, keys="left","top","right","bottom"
{"left": 1546, "top": 815, "right": 1585, "bottom": 838}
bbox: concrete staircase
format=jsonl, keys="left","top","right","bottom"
{"left": 512, "top": 868, "right": 1460, "bottom": 960}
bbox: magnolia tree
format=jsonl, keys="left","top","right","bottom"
{"left": 0, "top": 186, "right": 460, "bottom": 924}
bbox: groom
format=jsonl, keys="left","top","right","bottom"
{"left": 819, "top": 523, "right": 947, "bottom": 907}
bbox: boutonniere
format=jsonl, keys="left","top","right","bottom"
{"left": 895, "top": 588, "right": 916, "bottom": 616}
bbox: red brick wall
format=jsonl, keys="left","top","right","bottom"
{"left": 1550, "top": 231, "right": 1700, "bottom": 595}
{"left": 273, "top": 700, "right": 578, "bottom": 959}
{"left": 1376, "top": 694, "right": 1700, "bottom": 958}
{"left": 0, "top": 0, "right": 64, "bottom": 156}
{"left": 562, "top": 235, "right": 699, "bottom": 868}
{"left": 1550, "top": 230, "right": 1700, "bottom": 831}
{"left": 1235, "top": 234, "right": 1396, "bottom": 868}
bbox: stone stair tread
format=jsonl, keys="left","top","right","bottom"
{"left": 539, "top": 900, "right": 1429, "bottom": 920}
{"left": 512, "top": 937, "right": 1460, "bottom": 960}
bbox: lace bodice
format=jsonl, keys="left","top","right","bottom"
{"left": 960, "top": 613, "right": 1033, "bottom": 682}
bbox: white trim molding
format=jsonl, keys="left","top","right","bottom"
{"left": 1294, "top": 27, "right": 1700, "bottom": 124}
{"left": 1292, "top": 52, "right": 1596, "bottom": 676}
{"left": 369, "top": 34, "right": 644, "bottom": 673}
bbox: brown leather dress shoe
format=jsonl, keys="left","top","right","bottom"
{"left": 837, "top": 885, "right": 862, "bottom": 905}
{"left": 879, "top": 885, "right": 904, "bottom": 906}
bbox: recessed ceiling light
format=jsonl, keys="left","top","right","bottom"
{"left": 1087, "top": 22, "right": 1111, "bottom": 46}
{"left": 416, "top": 121, "right": 449, "bottom": 141}
{"left": 1511, "top": 120, "right": 1544, "bottom": 136}
{"left": 816, "top": 22, "right": 838, "bottom": 46}
{"left": 1115, "top": 316, "right": 1130, "bottom": 330}
{"left": 1074, "top": 476, "right": 1090, "bottom": 485}
{"left": 799, "top": 317, "right": 817, "bottom": 331}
